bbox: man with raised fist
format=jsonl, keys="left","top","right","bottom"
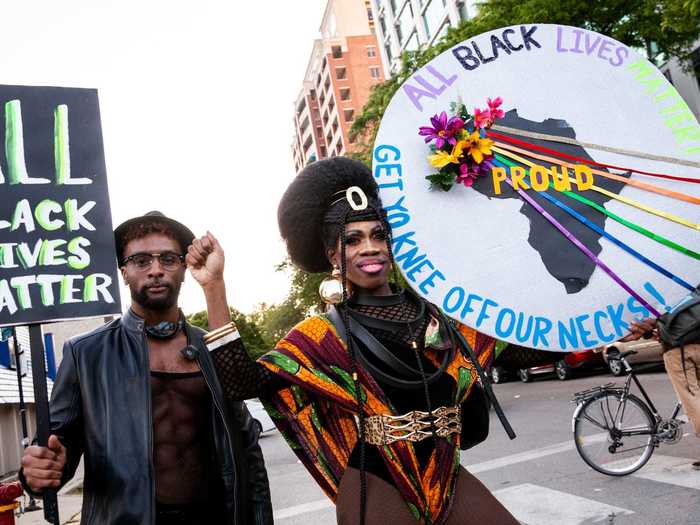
{"left": 19, "top": 211, "right": 272, "bottom": 525}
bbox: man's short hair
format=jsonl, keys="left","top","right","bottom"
{"left": 119, "top": 221, "right": 182, "bottom": 260}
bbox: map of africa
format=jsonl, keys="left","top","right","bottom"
{"left": 472, "top": 110, "right": 631, "bottom": 294}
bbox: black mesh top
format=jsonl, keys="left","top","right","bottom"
{"left": 210, "top": 291, "right": 455, "bottom": 406}
{"left": 210, "top": 290, "right": 458, "bottom": 486}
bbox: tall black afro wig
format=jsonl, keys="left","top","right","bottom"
{"left": 278, "top": 157, "right": 387, "bottom": 273}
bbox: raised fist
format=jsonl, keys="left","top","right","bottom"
{"left": 186, "top": 231, "right": 225, "bottom": 288}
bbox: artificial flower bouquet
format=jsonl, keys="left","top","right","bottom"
{"left": 419, "top": 97, "right": 504, "bottom": 191}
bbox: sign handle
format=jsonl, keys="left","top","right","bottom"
{"left": 28, "top": 324, "right": 60, "bottom": 525}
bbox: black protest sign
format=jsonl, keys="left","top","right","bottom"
{"left": 0, "top": 85, "right": 121, "bottom": 327}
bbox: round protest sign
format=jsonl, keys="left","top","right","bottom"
{"left": 374, "top": 24, "right": 700, "bottom": 351}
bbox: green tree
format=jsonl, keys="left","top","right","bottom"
{"left": 187, "top": 307, "right": 270, "bottom": 360}
{"left": 251, "top": 260, "right": 327, "bottom": 344}
{"left": 349, "top": 0, "right": 700, "bottom": 164}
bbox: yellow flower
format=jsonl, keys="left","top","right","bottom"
{"left": 464, "top": 130, "right": 493, "bottom": 164}
{"left": 428, "top": 148, "right": 459, "bottom": 168}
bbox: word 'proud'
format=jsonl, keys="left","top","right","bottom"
{"left": 491, "top": 164, "right": 594, "bottom": 194}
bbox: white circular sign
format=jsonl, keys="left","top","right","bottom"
{"left": 374, "top": 24, "right": 700, "bottom": 351}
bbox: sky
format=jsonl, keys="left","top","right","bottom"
{"left": 0, "top": 0, "right": 328, "bottom": 315}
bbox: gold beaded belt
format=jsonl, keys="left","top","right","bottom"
{"left": 362, "top": 405, "right": 461, "bottom": 445}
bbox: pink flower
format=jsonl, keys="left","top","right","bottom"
{"left": 473, "top": 107, "right": 492, "bottom": 129}
{"left": 456, "top": 158, "right": 494, "bottom": 187}
{"left": 456, "top": 162, "right": 479, "bottom": 186}
{"left": 487, "top": 97, "right": 504, "bottom": 119}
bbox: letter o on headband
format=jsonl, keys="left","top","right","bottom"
{"left": 346, "top": 186, "right": 369, "bottom": 211}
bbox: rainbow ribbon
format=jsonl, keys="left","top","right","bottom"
{"left": 492, "top": 157, "right": 695, "bottom": 292}
{"left": 492, "top": 143, "right": 700, "bottom": 232}
{"left": 492, "top": 149, "right": 700, "bottom": 261}
{"left": 489, "top": 156, "right": 662, "bottom": 318}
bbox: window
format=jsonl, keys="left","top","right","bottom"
{"left": 339, "top": 88, "right": 351, "bottom": 101}
{"left": 328, "top": 96, "right": 335, "bottom": 113}
{"left": 422, "top": 0, "right": 447, "bottom": 40}
{"left": 332, "top": 117, "right": 339, "bottom": 133}
{"left": 379, "top": 14, "right": 386, "bottom": 33}
{"left": 404, "top": 31, "right": 420, "bottom": 51}
{"left": 457, "top": 0, "right": 468, "bottom": 20}
{"left": 1, "top": 337, "right": 27, "bottom": 376}
{"left": 331, "top": 45, "right": 342, "bottom": 59}
{"left": 324, "top": 75, "right": 331, "bottom": 91}
{"left": 432, "top": 19, "right": 450, "bottom": 43}
{"left": 323, "top": 110, "right": 329, "bottom": 126}
{"left": 367, "top": 46, "right": 377, "bottom": 58}
{"left": 370, "top": 66, "right": 381, "bottom": 80}
{"left": 320, "top": 145, "right": 327, "bottom": 158}
{"left": 344, "top": 109, "right": 355, "bottom": 122}
{"left": 336, "top": 141, "right": 343, "bottom": 155}
{"left": 299, "top": 116, "right": 310, "bottom": 134}
{"left": 336, "top": 67, "right": 347, "bottom": 80}
{"left": 396, "top": 2, "right": 414, "bottom": 44}
{"left": 384, "top": 42, "right": 393, "bottom": 62}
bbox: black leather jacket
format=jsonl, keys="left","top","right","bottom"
{"left": 20, "top": 309, "right": 273, "bottom": 525}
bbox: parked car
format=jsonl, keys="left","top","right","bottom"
{"left": 490, "top": 346, "right": 606, "bottom": 383}
{"left": 600, "top": 338, "right": 665, "bottom": 376}
{"left": 245, "top": 398, "right": 276, "bottom": 436}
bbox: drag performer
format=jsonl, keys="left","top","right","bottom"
{"left": 205, "top": 158, "right": 517, "bottom": 524}
{"left": 20, "top": 212, "right": 273, "bottom": 525}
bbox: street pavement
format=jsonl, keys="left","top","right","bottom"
{"left": 263, "top": 368, "right": 700, "bottom": 525}
{"left": 10, "top": 367, "right": 699, "bottom": 524}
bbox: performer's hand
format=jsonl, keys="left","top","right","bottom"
{"left": 186, "top": 231, "right": 225, "bottom": 289}
{"left": 21, "top": 435, "right": 67, "bottom": 492}
{"left": 620, "top": 318, "right": 657, "bottom": 342}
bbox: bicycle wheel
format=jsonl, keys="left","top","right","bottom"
{"left": 573, "top": 392, "right": 656, "bottom": 476}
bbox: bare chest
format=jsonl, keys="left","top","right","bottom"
{"left": 148, "top": 333, "right": 200, "bottom": 373}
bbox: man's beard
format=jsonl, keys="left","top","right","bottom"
{"left": 131, "top": 280, "right": 181, "bottom": 311}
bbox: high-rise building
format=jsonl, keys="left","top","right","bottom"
{"left": 292, "top": 0, "right": 385, "bottom": 173}
{"left": 369, "top": 0, "right": 474, "bottom": 76}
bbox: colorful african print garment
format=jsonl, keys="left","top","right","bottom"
{"left": 258, "top": 310, "right": 495, "bottom": 524}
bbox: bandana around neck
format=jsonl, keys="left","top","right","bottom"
{"left": 145, "top": 312, "right": 185, "bottom": 339}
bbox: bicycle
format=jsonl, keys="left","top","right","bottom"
{"left": 571, "top": 350, "right": 684, "bottom": 476}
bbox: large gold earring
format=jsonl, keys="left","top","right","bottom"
{"left": 319, "top": 265, "right": 343, "bottom": 304}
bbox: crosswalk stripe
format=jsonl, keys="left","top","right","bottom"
{"left": 630, "top": 454, "right": 700, "bottom": 490}
{"left": 465, "top": 433, "right": 607, "bottom": 474}
{"left": 493, "top": 483, "right": 634, "bottom": 525}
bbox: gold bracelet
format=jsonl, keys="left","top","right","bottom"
{"left": 206, "top": 330, "right": 241, "bottom": 352}
{"left": 203, "top": 321, "right": 237, "bottom": 344}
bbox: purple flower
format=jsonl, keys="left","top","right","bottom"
{"left": 419, "top": 111, "right": 465, "bottom": 149}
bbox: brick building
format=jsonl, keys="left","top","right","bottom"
{"left": 292, "top": 0, "right": 385, "bottom": 172}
